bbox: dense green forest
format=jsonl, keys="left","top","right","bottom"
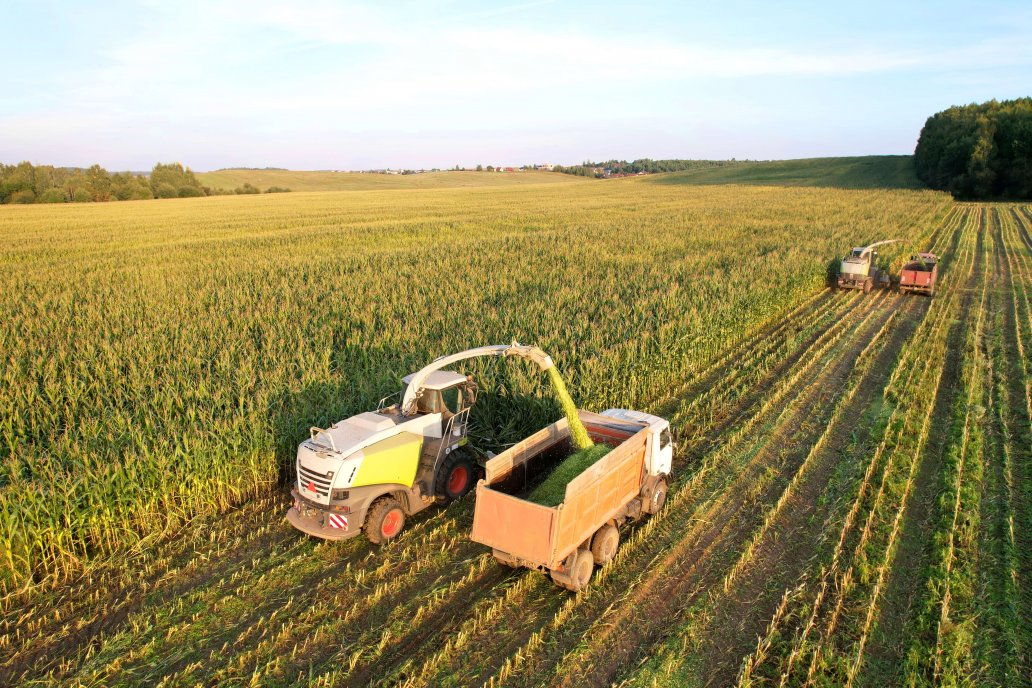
{"left": 0, "top": 162, "right": 290, "bottom": 204}
{"left": 914, "top": 97, "right": 1032, "bottom": 199}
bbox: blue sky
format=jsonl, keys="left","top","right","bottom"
{"left": 1, "top": 0, "right": 1030, "bottom": 170}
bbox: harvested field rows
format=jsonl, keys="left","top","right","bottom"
{"left": 3, "top": 190, "right": 1029, "bottom": 687}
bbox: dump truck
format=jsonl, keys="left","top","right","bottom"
{"left": 287, "top": 343, "right": 561, "bottom": 544}
{"left": 470, "top": 409, "right": 673, "bottom": 591}
{"left": 898, "top": 252, "right": 938, "bottom": 296}
{"left": 836, "top": 240, "right": 897, "bottom": 293}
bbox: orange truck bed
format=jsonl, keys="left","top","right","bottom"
{"left": 471, "top": 411, "right": 651, "bottom": 571}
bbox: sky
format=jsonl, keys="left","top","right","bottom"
{"left": 1, "top": 0, "right": 1030, "bottom": 171}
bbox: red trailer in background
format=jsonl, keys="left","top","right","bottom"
{"left": 899, "top": 252, "right": 939, "bottom": 296}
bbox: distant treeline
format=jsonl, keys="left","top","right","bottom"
{"left": 554, "top": 159, "right": 740, "bottom": 178}
{"left": 915, "top": 97, "right": 1032, "bottom": 199}
{"left": 0, "top": 162, "right": 290, "bottom": 204}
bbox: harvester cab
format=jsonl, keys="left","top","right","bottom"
{"left": 836, "top": 239, "right": 897, "bottom": 293}
{"left": 286, "top": 343, "right": 555, "bottom": 545}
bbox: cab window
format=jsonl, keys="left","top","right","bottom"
{"left": 441, "top": 386, "right": 460, "bottom": 415}
{"left": 417, "top": 390, "right": 443, "bottom": 414}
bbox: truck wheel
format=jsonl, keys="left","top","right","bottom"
{"left": 648, "top": 480, "right": 668, "bottom": 514}
{"left": 551, "top": 549, "right": 593, "bottom": 592}
{"left": 590, "top": 524, "right": 620, "bottom": 565}
{"left": 435, "top": 450, "right": 476, "bottom": 503}
{"left": 364, "top": 496, "right": 405, "bottom": 545}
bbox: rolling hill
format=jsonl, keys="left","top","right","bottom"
{"left": 195, "top": 168, "right": 583, "bottom": 192}
{"left": 648, "top": 155, "right": 923, "bottom": 190}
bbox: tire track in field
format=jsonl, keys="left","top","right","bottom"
{"left": 631, "top": 206, "right": 969, "bottom": 688}
{"left": 574, "top": 204, "right": 965, "bottom": 688}
{"left": 532, "top": 294, "right": 900, "bottom": 688}
{"left": 681, "top": 294, "right": 925, "bottom": 688}
{"left": 787, "top": 206, "right": 980, "bottom": 687}
{"left": 852, "top": 207, "right": 985, "bottom": 686}
{"left": 1000, "top": 207, "right": 1032, "bottom": 677}
{"left": 966, "top": 207, "right": 1022, "bottom": 685}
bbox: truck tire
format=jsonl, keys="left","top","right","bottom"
{"left": 551, "top": 549, "right": 594, "bottom": 592}
{"left": 364, "top": 496, "right": 406, "bottom": 545}
{"left": 435, "top": 449, "right": 476, "bottom": 503}
{"left": 647, "top": 479, "right": 668, "bottom": 514}
{"left": 590, "top": 524, "right": 619, "bottom": 565}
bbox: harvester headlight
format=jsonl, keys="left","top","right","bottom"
{"left": 331, "top": 489, "right": 349, "bottom": 501}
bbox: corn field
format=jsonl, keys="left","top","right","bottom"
{"left": 1, "top": 177, "right": 1029, "bottom": 687}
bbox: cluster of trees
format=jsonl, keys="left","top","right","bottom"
{"left": 915, "top": 98, "right": 1032, "bottom": 199}
{"left": 553, "top": 158, "right": 739, "bottom": 178}
{"left": 0, "top": 162, "right": 154, "bottom": 204}
{"left": 0, "top": 162, "right": 294, "bottom": 204}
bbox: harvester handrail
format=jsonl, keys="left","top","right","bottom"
{"left": 309, "top": 426, "right": 338, "bottom": 452}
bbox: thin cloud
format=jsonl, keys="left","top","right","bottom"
{"left": 2, "top": 0, "right": 1030, "bottom": 168}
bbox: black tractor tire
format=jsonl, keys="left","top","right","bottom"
{"left": 435, "top": 449, "right": 477, "bottom": 503}
{"left": 364, "top": 496, "right": 406, "bottom": 545}
{"left": 590, "top": 524, "right": 620, "bottom": 565}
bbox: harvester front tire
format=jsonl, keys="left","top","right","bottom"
{"left": 365, "top": 496, "right": 405, "bottom": 545}
{"left": 590, "top": 524, "right": 619, "bottom": 565}
{"left": 863, "top": 279, "right": 872, "bottom": 294}
{"left": 435, "top": 450, "right": 476, "bottom": 503}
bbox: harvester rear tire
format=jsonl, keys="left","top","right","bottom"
{"left": 435, "top": 449, "right": 476, "bottom": 503}
{"left": 365, "top": 496, "right": 406, "bottom": 545}
{"left": 590, "top": 524, "right": 619, "bottom": 565}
